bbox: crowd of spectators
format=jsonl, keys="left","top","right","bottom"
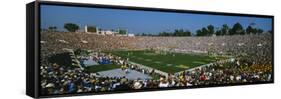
{"left": 41, "top": 56, "right": 272, "bottom": 95}
{"left": 40, "top": 32, "right": 273, "bottom": 95}
{"left": 41, "top": 32, "right": 272, "bottom": 63}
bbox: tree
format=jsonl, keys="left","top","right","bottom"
{"left": 118, "top": 29, "right": 127, "bottom": 35}
{"left": 196, "top": 29, "right": 203, "bottom": 36}
{"left": 174, "top": 29, "right": 181, "bottom": 36}
{"left": 246, "top": 26, "right": 254, "bottom": 34}
{"left": 195, "top": 27, "right": 208, "bottom": 36}
{"left": 230, "top": 22, "right": 245, "bottom": 35}
{"left": 257, "top": 29, "right": 264, "bottom": 34}
{"left": 202, "top": 27, "right": 208, "bottom": 36}
{"left": 183, "top": 30, "right": 192, "bottom": 36}
{"left": 64, "top": 23, "right": 79, "bottom": 32}
{"left": 207, "top": 25, "right": 215, "bottom": 36}
{"left": 158, "top": 29, "right": 191, "bottom": 36}
{"left": 221, "top": 24, "right": 229, "bottom": 35}
{"left": 215, "top": 30, "right": 222, "bottom": 36}
{"left": 173, "top": 29, "right": 191, "bottom": 36}
{"left": 159, "top": 31, "right": 171, "bottom": 36}
{"left": 48, "top": 26, "right": 57, "bottom": 32}
{"left": 141, "top": 33, "right": 147, "bottom": 36}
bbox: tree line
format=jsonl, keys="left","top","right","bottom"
{"left": 42, "top": 23, "right": 80, "bottom": 32}
{"left": 138, "top": 22, "right": 270, "bottom": 36}
{"left": 44, "top": 22, "right": 271, "bottom": 36}
{"left": 195, "top": 22, "right": 269, "bottom": 36}
{"left": 136, "top": 29, "right": 192, "bottom": 36}
{"left": 46, "top": 23, "right": 128, "bottom": 35}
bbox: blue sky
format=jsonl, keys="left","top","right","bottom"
{"left": 41, "top": 5, "right": 272, "bottom": 34}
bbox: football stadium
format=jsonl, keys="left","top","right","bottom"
{"left": 39, "top": 4, "right": 273, "bottom": 95}
{"left": 40, "top": 32, "right": 273, "bottom": 95}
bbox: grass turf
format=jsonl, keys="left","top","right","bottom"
{"left": 107, "top": 50, "right": 224, "bottom": 73}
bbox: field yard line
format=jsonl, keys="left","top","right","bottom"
{"left": 174, "top": 58, "right": 234, "bottom": 76}
{"left": 128, "top": 61, "right": 169, "bottom": 77}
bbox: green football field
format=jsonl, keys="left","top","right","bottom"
{"left": 106, "top": 50, "right": 225, "bottom": 73}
